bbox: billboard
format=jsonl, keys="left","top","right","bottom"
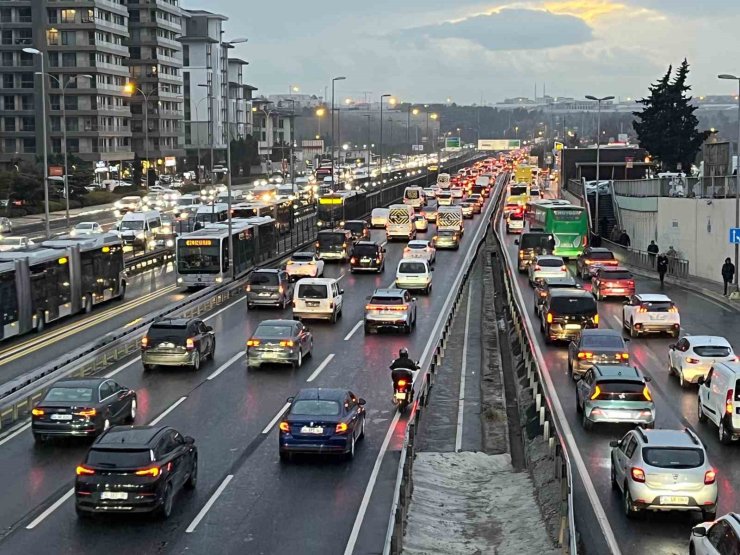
{"left": 477, "top": 139, "right": 521, "bottom": 151}
{"left": 445, "top": 137, "right": 461, "bottom": 149}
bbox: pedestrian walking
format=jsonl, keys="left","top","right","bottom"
{"left": 610, "top": 226, "right": 621, "bottom": 243}
{"left": 619, "top": 230, "right": 631, "bottom": 247}
{"left": 657, "top": 253, "right": 669, "bottom": 287}
{"left": 647, "top": 240, "right": 659, "bottom": 267}
{"left": 722, "top": 257, "right": 735, "bottom": 296}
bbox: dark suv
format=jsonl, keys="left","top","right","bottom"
{"left": 75, "top": 425, "right": 197, "bottom": 519}
{"left": 516, "top": 232, "right": 552, "bottom": 272}
{"left": 540, "top": 289, "right": 599, "bottom": 344}
{"left": 350, "top": 241, "right": 386, "bottom": 273}
{"left": 246, "top": 269, "right": 293, "bottom": 309}
{"left": 533, "top": 276, "right": 580, "bottom": 316}
{"left": 141, "top": 318, "right": 215, "bottom": 371}
{"left": 344, "top": 220, "right": 370, "bottom": 241}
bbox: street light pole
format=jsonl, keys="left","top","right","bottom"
{"left": 330, "top": 77, "right": 346, "bottom": 191}
{"left": 363, "top": 114, "right": 371, "bottom": 172}
{"left": 24, "top": 48, "right": 50, "bottom": 238}
{"left": 379, "top": 94, "right": 391, "bottom": 183}
{"left": 585, "top": 95, "right": 614, "bottom": 236}
{"left": 718, "top": 74, "right": 740, "bottom": 290}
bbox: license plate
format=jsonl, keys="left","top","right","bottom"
{"left": 50, "top": 414, "right": 72, "bottom": 421}
{"left": 395, "top": 392, "right": 408, "bottom": 400}
{"left": 649, "top": 314, "right": 666, "bottom": 320}
{"left": 263, "top": 352, "right": 280, "bottom": 359}
{"left": 300, "top": 426, "right": 323, "bottom": 434}
{"left": 259, "top": 292, "right": 271, "bottom": 297}
{"left": 612, "top": 288, "right": 624, "bottom": 293}
{"left": 565, "top": 324, "right": 581, "bottom": 330}
{"left": 361, "top": 257, "right": 370, "bottom": 263}
{"left": 158, "top": 342, "right": 175, "bottom": 349}
{"left": 101, "top": 492, "right": 128, "bottom": 500}
{"left": 306, "top": 301, "right": 319, "bottom": 307}
{"left": 660, "top": 496, "right": 688, "bottom": 505}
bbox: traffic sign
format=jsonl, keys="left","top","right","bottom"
{"left": 625, "top": 156, "right": 634, "bottom": 169}
{"left": 730, "top": 228, "right": 740, "bottom": 244}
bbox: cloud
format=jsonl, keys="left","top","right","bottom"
{"left": 401, "top": 8, "right": 593, "bottom": 51}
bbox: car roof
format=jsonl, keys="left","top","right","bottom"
{"left": 257, "top": 319, "right": 297, "bottom": 327}
{"left": 151, "top": 317, "right": 192, "bottom": 327}
{"left": 94, "top": 425, "right": 168, "bottom": 449}
{"left": 294, "top": 388, "right": 347, "bottom": 401}
{"left": 52, "top": 378, "right": 106, "bottom": 388}
{"left": 354, "top": 240, "right": 380, "bottom": 247}
{"left": 636, "top": 294, "right": 672, "bottom": 302}
{"left": 587, "top": 247, "right": 613, "bottom": 254}
{"left": 686, "top": 335, "right": 732, "bottom": 346}
{"left": 549, "top": 289, "right": 593, "bottom": 299}
{"left": 543, "top": 276, "right": 577, "bottom": 285}
{"left": 372, "top": 288, "right": 404, "bottom": 297}
{"left": 253, "top": 268, "right": 280, "bottom": 274}
{"left": 580, "top": 329, "right": 624, "bottom": 339}
{"left": 713, "top": 361, "right": 740, "bottom": 374}
{"left": 593, "top": 364, "right": 643, "bottom": 380}
{"left": 292, "top": 251, "right": 315, "bottom": 257}
{"left": 637, "top": 429, "right": 703, "bottom": 449}
{"left": 296, "top": 277, "right": 337, "bottom": 284}
{"left": 407, "top": 240, "right": 428, "bottom": 246}
{"left": 536, "top": 255, "right": 564, "bottom": 261}
{"left": 345, "top": 219, "right": 366, "bottom": 224}
{"left": 600, "top": 266, "right": 629, "bottom": 272}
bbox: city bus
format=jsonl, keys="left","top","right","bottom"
{"left": 507, "top": 182, "right": 530, "bottom": 207}
{"left": 316, "top": 191, "right": 367, "bottom": 228}
{"left": 530, "top": 203, "right": 588, "bottom": 258}
{"left": 232, "top": 200, "right": 293, "bottom": 234}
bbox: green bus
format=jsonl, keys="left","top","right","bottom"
{"left": 530, "top": 203, "right": 588, "bottom": 258}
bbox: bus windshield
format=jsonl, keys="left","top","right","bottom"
{"left": 510, "top": 185, "right": 527, "bottom": 196}
{"left": 405, "top": 189, "right": 420, "bottom": 199}
{"left": 317, "top": 233, "right": 345, "bottom": 247}
{"left": 120, "top": 220, "right": 144, "bottom": 231}
{"left": 177, "top": 241, "right": 221, "bottom": 274}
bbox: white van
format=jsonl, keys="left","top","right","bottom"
{"left": 292, "top": 277, "right": 344, "bottom": 323}
{"left": 118, "top": 210, "right": 162, "bottom": 249}
{"left": 697, "top": 361, "right": 740, "bottom": 443}
{"left": 194, "top": 203, "right": 229, "bottom": 228}
{"left": 395, "top": 258, "right": 433, "bottom": 294}
{"left": 371, "top": 208, "right": 390, "bottom": 228}
{"left": 436, "top": 173, "right": 451, "bottom": 190}
{"left": 436, "top": 205, "right": 464, "bottom": 234}
{"left": 386, "top": 204, "right": 416, "bottom": 241}
{"left": 403, "top": 186, "right": 425, "bottom": 210}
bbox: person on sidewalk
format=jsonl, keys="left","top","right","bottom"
{"left": 657, "top": 253, "right": 669, "bottom": 287}
{"left": 666, "top": 246, "right": 678, "bottom": 258}
{"left": 647, "top": 240, "right": 659, "bottom": 266}
{"left": 722, "top": 257, "right": 736, "bottom": 296}
{"left": 609, "top": 226, "right": 621, "bottom": 243}
{"left": 619, "top": 230, "right": 631, "bottom": 247}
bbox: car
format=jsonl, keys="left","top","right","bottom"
{"left": 591, "top": 266, "right": 635, "bottom": 300}
{"left": 450, "top": 187, "right": 464, "bottom": 199}
{"left": 540, "top": 289, "right": 599, "bottom": 344}
{"left": 114, "top": 195, "right": 143, "bottom": 217}
{"left": 689, "top": 512, "right": 740, "bottom": 555}
{"left": 503, "top": 201, "right": 520, "bottom": 218}
{"left": 141, "top": 318, "right": 216, "bottom": 371}
{"left": 669, "top": 336, "right": 736, "bottom": 388}
{"left": 0, "top": 217, "right": 13, "bottom": 234}
{"left": 576, "top": 364, "right": 655, "bottom": 430}
{"left": 286, "top": 252, "right": 325, "bottom": 280}
{"left": 421, "top": 207, "right": 437, "bottom": 222}
{"left": 278, "top": 388, "right": 366, "bottom": 461}
{"left": 460, "top": 201, "right": 475, "bottom": 218}
{"left": 622, "top": 294, "right": 680, "bottom": 338}
{"left": 246, "top": 269, "right": 294, "bottom": 309}
{"left": 433, "top": 229, "right": 460, "bottom": 250}
{"left": 343, "top": 219, "right": 370, "bottom": 241}
{"left": 528, "top": 255, "right": 568, "bottom": 286}
{"left": 396, "top": 258, "right": 433, "bottom": 294}
{"left": 292, "top": 277, "right": 344, "bottom": 322}
{"left": 371, "top": 208, "right": 389, "bottom": 228}
{"left": 0, "top": 236, "right": 34, "bottom": 251}
{"left": 349, "top": 240, "right": 386, "bottom": 273}
{"left": 413, "top": 214, "right": 429, "bottom": 232}
{"left": 577, "top": 247, "right": 618, "bottom": 279}
{"left": 436, "top": 191, "right": 453, "bottom": 206}
{"left": 70, "top": 222, "right": 104, "bottom": 237}
{"left": 567, "top": 329, "right": 630, "bottom": 379}
{"left": 364, "top": 288, "right": 417, "bottom": 334}
{"left": 515, "top": 232, "right": 552, "bottom": 272}
{"left": 31, "top": 378, "right": 137, "bottom": 443}
{"left": 246, "top": 319, "right": 313, "bottom": 369}
{"left": 610, "top": 428, "right": 717, "bottom": 521}
{"left": 533, "top": 276, "right": 579, "bottom": 316}
{"left": 75, "top": 425, "right": 197, "bottom": 519}
{"left": 423, "top": 187, "right": 436, "bottom": 199}
{"left": 697, "top": 361, "right": 740, "bottom": 444}
{"left": 403, "top": 239, "right": 436, "bottom": 265}
{"left": 467, "top": 194, "right": 483, "bottom": 213}
{"left": 505, "top": 212, "right": 525, "bottom": 234}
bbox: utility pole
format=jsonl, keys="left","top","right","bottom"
{"left": 379, "top": 94, "right": 391, "bottom": 183}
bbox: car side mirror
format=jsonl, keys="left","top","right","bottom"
{"left": 358, "top": 398, "right": 366, "bottom": 406}
{"left": 286, "top": 396, "right": 294, "bottom": 403}
{"left": 514, "top": 239, "right": 519, "bottom": 245}
{"left": 412, "top": 297, "right": 417, "bottom": 302}
{"left": 691, "top": 525, "right": 708, "bottom": 538}
{"left": 206, "top": 326, "right": 214, "bottom": 332}
{"left": 669, "top": 344, "right": 676, "bottom": 350}
{"left": 644, "top": 376, "right": 652, "bottom": 383}
{"left": 609, "top": 440, "right": 620, "bottom": 448}
{"left": 339, "top": 289, "right": 344, "bottom": 295}
{"left": 623, "top": 300, "right": 630, "bottom": 305}
{"left": 184, "top": 436, "right": 195, "bottom": 445}
{"left": 624, "top": 338, "right": 630, "bottom": 342}
{"left": 697, "top": 377, "right": 705, "bottom": 385}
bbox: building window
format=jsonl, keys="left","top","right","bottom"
{"left": 1, "top": 52, "right": 12, "bottom": 66}
{"left": 21, "top": 117, "right": 34, "bottom": 131}
{"left": 20, "top": 74, "right": 34, "bottom": 88}
{"left": 62, "top": 52, "right": 76, "bottom": 67}
{"left": 51, "top": 138, "right": 62, "bottom": 154}
{"left": 22, "top": 138, "right": 36, "bottom": 153}
{"left": 4, "top": 117, "right": 15, "bottom": 132}
{"left": 21, "top": 96, "right": 33, "bottom": 110}
{"left": 50, "top": 116, "right": 61, "bottom": 132}
{"left": 88, "top": 31, "right": 95, "bottom": 46}
{"left": 50, "top": 95, "right": 61, "bottom": 111}
{"left": 47, "top": 28, "right": 59, "bottom": 45}
{"left": 0, "top": 8, "right": 10, "bottom": 24}
{"left": 61, "top": 31, "right": 75, "bottom": 46}
{"left": 4, "top": 139, "right": 16, "bottom": 154}
{"left": 81, "top": 9, "right": 94, "bottom": 23}
{"left": 64, "top": 96, "right": 78, "bottom": 111}
{"left": 48, "top": 9, "right": 58, "bottom": 24}
{"left": 60, "top": 9, "right": 76, "bottom": 23}
{"left": 2, "top": 30, "right": 12, "bottom": 45}
{"left": 66, "top": 117, "right": 78, "bottom": 131}
{"left": 183, "top": 44, "right": 189, "bottom": 65}
{"left": 3, "top": 96, "right": 15, "bottom": 110}
{"left": 18, "top": 8, "right": 32, "bottom": 23}
{"left": 67, "top": 138, "right": 79, "bottom": 153}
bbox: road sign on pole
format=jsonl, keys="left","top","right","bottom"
{"left": 730, "top": 227, "right": 740, "bottom": 244}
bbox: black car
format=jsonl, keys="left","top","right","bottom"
{"left": 533, "top": 276, "right": 580, "bottom": 316}
{"left": 343, "top": 220, "right": 370, "bottom": 241}
{"left": 349, "top": 240, "right": 386, "bottom": 273}
{"left": 32, "top": 378, "right": 137, "bottom": 443}
{"left": 540, "top": 289, "right": 599, "bottom": 344}
{"left": 75, "top": 425, "right": 197, "bottom": 519}
{"left": 279, "top": 388, "right": 366, "bottom": 461}
{"left": 516, "top": 232, "right": 553, "bottom": 272}
{"left": 141, "top": 318, "right": 216, "bottom": 371}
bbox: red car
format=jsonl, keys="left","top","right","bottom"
{"left": 591, "top": 266, "right": 635, "bottom": 300}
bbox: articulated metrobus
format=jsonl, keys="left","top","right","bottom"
{"left": 316, "top": 191, "right": 368, "bottom": 228}
{"left": 530, "top": 203, "right": 588, "bottom": 259}
{"left": 232, "top": 200, "right": 293, "bottom": 234}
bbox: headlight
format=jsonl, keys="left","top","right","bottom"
{"left": 177, "top": 277, "right": 183, "bottom": 284}
{"left": 165, "top": 239, "right": 174, "bottom": 247}
{"left": 215, "top": 277, "right": 223, "bottom": 283}
{"left": 114, "top": 201, "right": 122, "bottom": 208}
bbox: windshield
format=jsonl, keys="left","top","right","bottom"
{"left": 290, "top": 253, "right": 314, "bottom": 262}
{"left": 407, "top": 243, "right": 427, "bottom": 250}
{"left": 549, "top": 296, "right": 596, "bottom": 315}
{"left": 291, "top": 400, "right": 340, "bottom": 416}
{"left": 405, "top": 189, "right": 420, "bottom": 199}
{"left": 370, "top": 297, "right": 403, "bottom": 305}
{"left": 538, "top": 259, "right": 564, "bottom": 267}
{"left": 643, "top": 448, "right": 704, "bottom": 469}
{"left": 317, "top": 233, "right": 345, "bottom": 247}
{"left": 147, "top": 325, "right": 187, "bottom": 344}
{"left": 353, "top": 244, "right": 378, "bottom": 257}
{"left": 601, "top": 270, "right": 632, "bottom": 280}
{"left": 693, "top": 345, "right": 732, "bottom": 357}
{"left": 298, "top": 284, "right": 328, "bottom": 299}
{"left": 439, "top": 230, "right": 456, "bottom": 237}
{"left": 344, "top": 222, "right": 365, "bottom": 233}
{"left": 87, "top": 448, "right": 152, "bottom": 468}
{"left": 520, "top": 234, "right": 550, "bottom": 250}
{"left": 590, "top": 251, "right": 615, "bottom": 260}
{"left": 581, "top": 335, "right": 624, "bottom": 349}
{"left": 76, "top": 224, "right": 94, "bottom": 229}
{"left": 177, "top": 243, "right": 221, "bottom": 274}
{"left": 44, "top": 387, "right": 94, "bottom": 403}
{"left": 510, "top": 185, "right": 527, "bottom": 196}
{"left": 399, "top": 262, "right": 427, "bottom": 273}
{"left": 553, "top": 209, "right": 583, "bottom": 221}
{"left": 255, "top": 325, "right": 293, "bottom": 338}
{"left": 249, "top": 272, "right": 278, "bottom": 286}
{"left": 641, "top": 301, "right": 674, "bottom": 312}
{"left": 120, "top": 220, "right": 144, "bottom": 231}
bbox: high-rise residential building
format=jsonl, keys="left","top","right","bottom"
{"left": 124, "top": 0, "right": 185, "bottom": 171}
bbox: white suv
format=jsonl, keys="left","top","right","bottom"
{"left": 669, "top": 336, "right": 735, "bottom": 388}
{"left": 697, "top": 361, "right": 740, "bottom": 444}
{"left": 690, "top": 512, "right": 740, "bottom": 555}
{"left": 622, "top": 294, "right": 681, "bottom": 338}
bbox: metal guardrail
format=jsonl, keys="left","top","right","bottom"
{"left": 124, "top": 247, "right": 175, "bottom": 275}
{"left": 601, "top": 239, "right": 690, "bottom": 279}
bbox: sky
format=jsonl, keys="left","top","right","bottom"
{"left": 189, "top": 0, "right": 740, "bottom": 105}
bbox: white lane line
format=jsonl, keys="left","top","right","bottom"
{"left": 185, "top": 474, "right": 234, "bottom": 533}
{"left": 337, "top": 272, "right": 347, "bottom": 281}
{"left": 0, "top": 422, "right": 31, "bottom": 447}
{"left": 105, "top": 358, "right": 139, "bottom": 378}
{"left": 306, "top": 353, "right": 335, "bottom": 383}
{"left": 344, "top": 320, "right": 364, "bottom": 341}
{"left": 149, "top": 396, "right": 187, "bottom": 426}
{"left": 25, "top": 488, "right": 74, "bottom": 530}
{"left": 204, "top": 296, "right": 245, "bottom": 322}
{"left": 609, "top": 314, "right": 622, "bottom": 329}
{"left": 207, "top": 351, "right": 244, "bottom": 381}
{"left": 455, "top": 286, "right": 473, "bottom": 452}
{"left": 261, "top": 402, "right": 291, "bottom": 434}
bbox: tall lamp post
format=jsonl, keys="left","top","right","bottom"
{"left": 192, "top": 95, "right": 209, "bottom": 182}
{"left": 407, "top": 106, "right": 419, "bottom": 166}
{"left": 363, "top": 114, "right": 371, "bottom": 173}
{"left": 379, "top": 94, "right": 391, "bottom": 182}
{"left": 23, "top": 48, "right": 50, "bottom": 238}
{"left": 585, "top": 94, "right": 614, "bottom": 235}
{"left": 718, "top": 74, "right": 740, "bottom": 291}
{"left": 315, "top": 107, "right": 325, "bottom": 139}
{"left": 283, "top": 98, "right": 297, "bottom": 185}
{"left": 124, "top": 81, "right": 154, "bottom": 186}
{"left": 330, "top": 76, "right": 346, "bottom": 190}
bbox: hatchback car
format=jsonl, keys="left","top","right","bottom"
{"left": 413, "top": 214, "right": 429, "bottom": 232}
{"left": 403, "top": 240, "right": 436, "bottom": 265}
{"left": 246, "top": 269, "right": 294, "bottom": 309}
{"left": 285, "top": 252, "right": 325, "bottom": 280}
{"left": 32, "top": 378, "right": 137, "bottom": 443}
{"left": 71, "top": 222, "right": 103, "bottom": 236}
{"left": 343, "top": 219, "right": 370, "bottom": 241}
{"left": 467, "top": 194, "right": 484, "bottom": 213}
{"left": 541, "top": 289, "right": 599, "bottom": 344}
{"left": 279, "top": 388, "right": 366, "bottom": 461}
{"left": 591, "top": 266, "right": 635, "bottom": 300}
{"left": 506, "top": 212, "right": 525, "bottom": 234}
{"left": 689, "top": 512, "right": 740, "bottom": 555}
{"left": 75, "top": 425, "right": 197, "bottom": 519}
{"left": 533, "top": 276, "right": 579, "bottom": 316}
{"left": 576, "top": 247, "right": 618, "bottom": 279}
{"left": 421, "top": 207, "right": 437, "bottom": 222}
{"left": 622, "top": 294, "right": 680, "bottom": 338}
{"left": 460, "top": 201, "right": 475, "bottom": 219}
{"left": 576, "top": 364, "right": 655, "bottom": 430}
{"left": 669, "top": 336, "right": 736, "bottom": 388}
{"left": 246, "top": 319, "right": 313, "bottom": 369}
{"left": 528, "top": 255, "right": 568, "bottom": 286}
{"left": 364, "top": 288, "right": 417, "bottom": 334}
{"left": 610, "top": 428, "right": 717, "bottom": 521}
{"left": 141, "top": 318, "right": 215, "bottom": 371}
{"left": 433, "top": 229, "right": 460, "bottom": 250}
{"left": 350, "top": 240, "right": 386, "bottom": 273}
{"left": 568, "top": 329, "right": 630, "bottom": 379}
{"left": 396, "top": 258, "right": 433, "bottom": 294}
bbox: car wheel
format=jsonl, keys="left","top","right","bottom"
{"left": 697, "top": 399, "right": 707, "bottom": 423}
{"left": 247, "top": 303, "right": 254, "bottom": 310}
{"left": 719, "top": 418, "right": 732, "bottom": 445}
{"left": 306, "top": 340, "right": 313, "bottom": 358}
{"left": 331, "top": 310, "right": 337, "bottom": 324}
{"left": 210, "top": 339, "right": 217, "bottom": 360}
{"left": 345, "top": 435, "right": 356, "bottom": 461}
{"left": 581, "top": 411, "right": 592, "bottom": 431}
{"left": 610, "top": 459, "right": 618, "bottom": 490}
{"left": 629, "top": 320, "right": 639, "bottom": 338}
{"left": 191, "top": 352, "right": 201, "bottom": 371}
{"left": 84, "top": 293, "right": 93, "bottom": 314}
{"left": 358, "top": 417, "right": 366, "bottom": 440}
{"left": 575, "top": 391, "right": 582, "bottom": 414}
{"left": 159, "top": 483, "right": 174, "bottom": 519}
{"left": 75, "top": 505, "right": 92, "bottom": 520}
{"left": 364, "top": 323, "right": 371, "bottom": 334}
{"left": 143, "top": 363, "right": 155, "bottom": 372}
{"left": 623, "top": 488, "right": 639, "bottom": 519}
{"left": 544, "top": 325, "right": 553, "bottom": 345}
{"left": 404, "top": 323, "right": 411, "bottom": 335}
{"left": 126, "top": 399, "right": 137, "bottom": 423}
{"left": 33, "top": 433, "right": 46, "bottom": 445}
{"left": 671, "top": 329, "right": 680, "bottom": 338}
{"left": 702, "top": 509, "right": 717, "bottom": 521}
{"left": 678, "top": 369, "right": 687, "bottom": 388}
{"left": 35, "top": 314, "right": 45, "bottom": 333}
{"left": 293, "top": 350, "right": 303, "bottom": 369}
{"left": 185, "top": 456, "right": 198, "bottom": 490}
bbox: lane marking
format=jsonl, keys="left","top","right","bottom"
{"left": 0, "top": 422, "right": 31, "bottom": 447}
{"left": 261, "top": 402, "right": 291, "bottom": 434}
{"left": 455, "top": 286, "right": 473, "bottom": 452}
{"left": 25, "top": 488, "right": 74, "bottom": 530}
{"left": 207, "top": 351, "right": 245, "bottom": 381}
{"left": 149, "top": 396, "right": 187, "bottom": 426}
{"left": 185, "top": 474, "right": 234, "bottom": 533}
{"left": 105, "top": 358, "right": 139, "bottom": 379}
{"left": 343, "top": 320, "right": 364, "bottom": 341}
{"left": 204, "top": 296, "right": 245, "bottom": 321}
{"left": 306, "top": 353, "right": 335, "bottom": 383}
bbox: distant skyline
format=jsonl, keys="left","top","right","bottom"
{"left": 193, "top": 0, "right": 740, "bottom": 104}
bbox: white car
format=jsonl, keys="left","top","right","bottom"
{"left": 450, "top": 187, "right": 464, "bottom": 199}
{"left": 403, "top": 240, "right": 436, "bottom": 265}
{"left": 0, "top": 236, "right": 34, "bottom": 251}
{"left": 396, "top": 258, "right": 433, "bottom": 294}
{"left": 413, "top": 214, "right": 428, "bottom": 232}
{"left": 669, "top": 336, "right": 736, "bottom": 387}
{"left": 285, "top": 251, "right": 325, "bottom": 280}
{"left": 371, "top": 208, "right": 389, "bottom": 228}
{"left": 70, "top": 222, "right": 103, "bottom": 236}
{"left": 423, "top": 187, "right": 436, "bottom": 199}
{"left": 528, "top": 255, "right": 567, "bottom": 286}
{"left": 689, "top": 512, "right": 740, "bottom": 555}
{"left": 622, "top": 294, "right": 681, "bottom": 338}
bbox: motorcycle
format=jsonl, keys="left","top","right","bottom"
{"left": 391, "top": 362, "right": 419, "bottom": 413}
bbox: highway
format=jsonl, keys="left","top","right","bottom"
{"left": 0, "top": 175, "right": 500, "bottom": 554}
{"left": 497, "top": 212, "right": 740, "bottom": 554}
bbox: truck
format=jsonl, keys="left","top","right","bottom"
{"left": 436, "top": 205, "right": 464, "bottom": 234}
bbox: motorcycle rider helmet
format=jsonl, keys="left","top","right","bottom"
{"left": 398, "top": 347, "right": 409, "bottom": 359}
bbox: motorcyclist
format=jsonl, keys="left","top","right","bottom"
{"left": 390, "top": 347, "right": 418, "bottom": 387}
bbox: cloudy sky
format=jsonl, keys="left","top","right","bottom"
{"left": 190, "top": 0, "right": 740, "bottom": 104}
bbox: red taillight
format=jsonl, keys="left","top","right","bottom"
{"left": 686, "top": 357, "right": 700, "bottom": 364}
{"left": 279, "top": 421, "right": 290, "bottom": 433}
{"left": 397, "top": 379, "right": 407, "bottom": 388}
{"left": 618, "top": 353, "right": 629, "bottom": 361}
{"left": 186, "top": 337, "right": 195, "bottom": 350}
{"left": 535, "top": 265, "right": 542, "bottom": 271}
{"left": 590, "top": 385, "right": 602, "bottom": 400}
{"left": 577, "top": 352, "right": 593, "bottom": 360}
{"left": 638, "top": 306, "right": 648, "bottom": 313}
{"left": 335, "top": 422, "right": 349, "bottom": 434}
{"left": 246, "top": 339, "right": 260, "bottom": 347}
{"left": 630, "top": 467, "right": 646, "bottom": 483}
{"left": 643, "top": 386, "right": 652, "bottom": 401}
{"left": 726, "top": 390, "right": 733, "bottom": 414}
{"left": 350, "top": 257, "right": 357, "bottom": 264}
{"left": 76, "top": 465, "right": 95, "bottom": 476}
{"left": 669, "top": 306, "right": 678, "bottom": 314}
{"left": 546, "top": 312, "right": 553, "bottom": 324}
{"left": 141, "top": 336, "right": 149, "bottom": 349}
{"left": 32, "top": 408, "right": 44, "bottom": 416}
{"left": 74, "top": 408, "right": 97, "bottom": 417}
{"left": 279, "top": 340, "right": 295, "bottom": 347}
{"left": 704, "top": 469, "right": 716, "bottom": 485}
{"left": 560, "top": 265, "right": 566, "bottom": 271}
{"left": 246, "top": 284, "right": 251, "bottom": 292}
{"left": 135, "top": 466, "right": 161, "bottom": 477}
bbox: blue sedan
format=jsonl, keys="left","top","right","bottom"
{"left": 278, "top": 388, "right": 366, "bottom": 462}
